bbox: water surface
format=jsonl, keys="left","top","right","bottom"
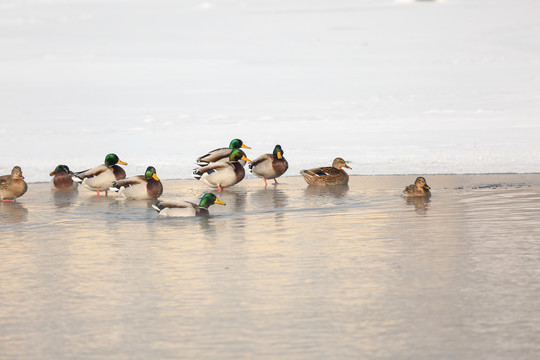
{"left": 1, "top": 174, "right": 540, "bottom": 359}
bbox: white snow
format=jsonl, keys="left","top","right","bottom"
{"left": 1, "top": 0, "right": 539, "bottom": 182}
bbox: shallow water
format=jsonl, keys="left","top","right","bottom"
{"left": 1, "top": 174, "right": 540, "bottom": 359}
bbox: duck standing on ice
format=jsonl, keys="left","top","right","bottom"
{"left": 193, "top": 149, "right": 250, "bottom": 192}
{"left": 74, "top": 153, "right": 128, "bottom": 196}
{"left": 249, "top": 144, "right": 288, "bottom": 187}
{"left": 0, "top": 166, "right": 28, "bottom": 201}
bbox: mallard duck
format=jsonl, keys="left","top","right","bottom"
{"left": 50, "top": 165, "right": 78, "bottom": 190}
{"left": 110, "top": 166, "right": 163, "bottom": 200}
{"left": 402, "top": 177, "right": 431, "bottom": 198}
{"left": 152, "top": 193, "right": 226, "bottom": 217}
{"left": 74, "top": 153, "right": 127, "bottom": 196}
{"left": 300, "top": 157, "right": 351, "bottom": 186}
{"left": 196, "top": 138, "right": 251, "bottom": 166}
{"left": 0, "top": 166, "right": 28, "bottom": 201}
{"left": 249, "top": 144, "right": 288, "bottom": 186}
{"left": 193, "top": 149, "right": 250, "bottom": 192}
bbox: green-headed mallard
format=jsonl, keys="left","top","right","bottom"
{"left": 249, "top": 144, "right": 288, "bottom": 186}
{"left": 50, "top": 165, "right": 78, "bottom": 190}
{"left": 196, "top": 138, "right": 251, "bottom": 166}
{"left": 402, "top": 177, "right": 431, "bottom": 198}
{"left": 0, "top": 166, "right": 28, "bottom": 201}
{"left": 152, "top": 193, "right": 226, "bottom": 217}
{"left": 193, "top": 149, "right": 250, "bottom": 192}
{"left": 300, "top": 157, "right": 351, "bottom": 186}
{"left": 74, "top": 153, "right": 127, "bottom": 195}
{"left": 110, "top": 166, "right": 163, "bottom": 200}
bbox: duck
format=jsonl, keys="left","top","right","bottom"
{"left": 300, "top": 157, "right": 351, "bottom": 186}
{"left": 249, "top": 144, "right": 288, "bottom": 186}
{"left": 0, "top": 166, "right": 28, "bottom": 201}
{"left": 402, "top": 177, "right": 431, "bottom": 198}
{"left": 193, "top": 149, "right": 250, "bottom": 192}
{"left": 74, "top": 153, "right": 127, "bottom": 196}
{"left": 109, "top": 166, "right": 163, "bottom": 200}
{"left": 49, "top": 165, "right": 78, "bottom": 190}
{"left": 152, "top": 193, "right": 226, "bottom": 217}
{"left": 196, "top": 138, "right": 251, "bottom": 166}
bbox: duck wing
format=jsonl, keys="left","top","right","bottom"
{"left": 248, "top": 153, "right": 272, "bottom": 170}
{"left": 74, "top": 164, "right": 109, "bottom": 179}
{"left": 196, "top": 147, "right": 231, "bottom": 166}
{"left": 114, "top": 175, "right": 146, "bottom": 188}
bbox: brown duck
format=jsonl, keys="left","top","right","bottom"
{"left": 300, "top": 157, "right": 351, "bottom": 186}
{"left": 402, "top": 177, "right": 431, "bottom": 198}
{"left": 0, "top": 166, "right": 28, "bottom": 201}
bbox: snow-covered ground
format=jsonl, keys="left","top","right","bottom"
{"left": 1, "top": 0, "right": 539, "bottom": 182}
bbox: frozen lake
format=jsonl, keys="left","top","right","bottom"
{"left": 1, "top": 174, "right": 540, "bottom": 359}
{"left": 1, "top": 0, "right": 539, "bottom": 181}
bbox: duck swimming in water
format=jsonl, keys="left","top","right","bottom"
{"left": 402, "top": 177, "right": 431, "bottom": 198}
{"left": 110, "top": 166, "right": 163, "bottom": 200}
{"left": 74, "top": 153, "right": 127, "bottom": 196}
{"left": 0, "top": 166, "right": 28, "bottom": 201}
{"left": 152, "top": 193, "right": 226, "bottom": 217}
{"left": 300, "top": 157, "right": 351, "bottom": 186}
{"left": 249, "top": 144, "right": 288, "bottom": 187}
{"left": 50, "top": 165, "right": 78, "bottom": 190}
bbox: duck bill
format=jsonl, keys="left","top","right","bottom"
{"left": 49, "top": 171, "right": 56, "bottom": 176}
{"left": 152, "top": 174, "right": 160, "bottom": 181}
{"left": 345, "top": 165, "right": 352, "bottom": 170}
{"left": 118, "top": 160, "right": 128, "bottom": 165}
{"left": 241, "top": 144, "right": 251, "bottom": 149}
{"left": 241, "top": 155, "right": 251, "bottom": 162}
{"left": 214, "top": 199, "right": 226, "bottom": 206}
{"left": 277, "top": 152, "right": 283, "bottom": 160}
{"left": 423, "top": 185, "right": 431, "bottom": 190}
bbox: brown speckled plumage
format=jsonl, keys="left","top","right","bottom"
{"left": 402, "top": 177, "right": 431, "bottom": 198}
{"left": 0, "top": 166, "right": 28, "bottom": 200}
{"left": 300, "top": 158, "right": 351, "bottom": 186}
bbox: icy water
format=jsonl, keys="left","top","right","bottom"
{"left": 1, "top": 174, "right": 540, "bottom": 359}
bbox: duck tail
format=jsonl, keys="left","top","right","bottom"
{"left": 151, "top": 204, "right": 161, "bottom": 213}
{"left": 196, "top": 160, "right": 210, "bottom": 167}
{"left": 193, "top": 169, "right": 203, "bottom": 181}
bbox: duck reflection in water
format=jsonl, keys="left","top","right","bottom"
{"left": 52, "top": 188, "right": 79, "bottom": 208}
{"left": 405, "top": 196, "right": 431, "bottom": 215}
{"left": 0, "top": 201, "right": 28, "bottom": 224}
{"left": 305, "top": 184, "right": 349, "bottom": 198}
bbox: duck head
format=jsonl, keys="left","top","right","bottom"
{"left": 229, "top": 149, "right": 251, "bottom": 162}
{"left": 145, "top": 166, "right": 160, "bottom": 181}
{"left": 50, "top": 164, "right": 71, "bottom": 177}
{"left": 229, "top": 139, "right": 251, "bottom": 150}
{"left": 199, "top": 193, "right": 226, "bottom": 208}
{"left": 273, "top": 145, "right": 284, "bottom": 159}
{"left": 332, "top": 158, "right": 351, "bottom": 170}
{"left": 105, "top": 153, "right": 128, "bottom": 167}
